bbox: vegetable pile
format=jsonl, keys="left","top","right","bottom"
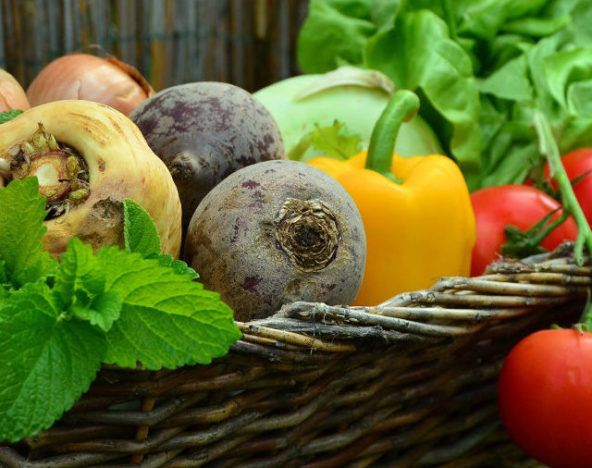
{"left": 1, "top": 3, "right": 592, "bottom": 460}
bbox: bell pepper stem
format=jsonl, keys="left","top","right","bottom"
{"left": 532, "top": 111, "right": 592, "bottom": 266}
{"left": 366, "top": 90, "right": 420, "bottom": 183}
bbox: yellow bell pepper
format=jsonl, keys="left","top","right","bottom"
{"left": 308, "top": 90, "right": 476, "bottom": 306}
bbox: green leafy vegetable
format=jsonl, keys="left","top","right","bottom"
{"left": 123, "top": 199, "right": 161, "bottom": 257}
{"left": 122, "top": 199, "right": 197, "bottom": 278}
{"left": 0, "top": 109, "right": 23, "bottom": 124}
{"left": 99, "top": 246, "right": 239, "bottom": 370}
{"left": 0, "top": 282, "right": 105, "bottom": 442}
{"left": 290, "top": 120, "right": 362, "bottom": 161}
{"left": 366, "top": 9, "right": 482, "bottom": 182}
{"left": 0, "top": 178, "right": 55, "bottom": 288}
{"left": 297, "top": 0, "right": 592, "bottom": 189}
{"left": 0, "top": 177, "right": 239, "bottom": 442}
{"left": 53, "top": 239, "right": 122, "bottom": 332}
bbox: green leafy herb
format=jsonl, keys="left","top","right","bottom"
{"left": 0, "top": 281, "right": 105, "bottom": 442}
{"left": 123, "top": 199, "right": 161, "bottom": 257}
{"left": 53, "top": 239, "right": 122, "bottom": 332}
{"left": 0, "top": 178, "right": 239, "bottom": 442}
{"left": 122, "top": 199, "right": 197, "bottom": 278}
{"left": 0, "top": 178, "right": 55, "bottom": 288}
{"left": 289, "top": 120, "right": 362, "bottom": 161}
{"left": 0, "top": 109, "right": 23, "bottom": 124}
{"left": 99, "top": 246, "right": 239, "bottom": 370}
{"left": 310, "top": 121, "right": 362, "bottom": 159}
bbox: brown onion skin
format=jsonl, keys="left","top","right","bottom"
{"left": 26, "top": 53, "right": 154, "bottom": 116}
{"left": 0, "top": 69, "right": 30, "bottom": 112}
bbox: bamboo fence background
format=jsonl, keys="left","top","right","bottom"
{"left": 0, "top": 0, "right": 309, "bottom": 92}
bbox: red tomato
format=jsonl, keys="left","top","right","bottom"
{"left": 498, "top": 329, "right": 592, "bottom": 468}
{"left": 543, "top": 147, "right": 592, "bottom": 227}
{"left": 470, "top": 185, "right": 578, "bottom": 276}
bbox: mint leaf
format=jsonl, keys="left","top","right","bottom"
{"left": 97, "top": 247, "right": 239, "bottom": 370}
{"left": 123, "top": 199, "right": 198, "bottom": 278}
{"left": 53, "top": 238, "right": 122, "bottom": 332}
{"left": 157, "top": 254, "right": 199, "bottom": 279}
{"left": 123, "top": 199, "right": 161, "bottom": 257}
{"left": 0, "top": 178, "right": 56, "bottom": 287}
{"left": 71, "top": 291, "right": 122, "bottom": 332}
{"left": 0, "top": 281, "right": 105, "bottom": 442}
{"left": 0, "top": 109, "right": 23, "bottom": 124}
{"left": 53, "top": 238, "right": 101, "bottom": 306}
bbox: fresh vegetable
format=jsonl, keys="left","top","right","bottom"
{"left": 533, "top": 111, "right": 592, "bottom": 266}
{"left": 0, "top": 100, "right": 182, "bottom": 257}
{"left": 253, "top": 66, "right": 441, "bottom": 161}
{"left": 184, "top": 160, "right": 366, "bottom": 322}
{"left": 308, "top": 90, "right": 475, "bottom": 305}
{"left": 497, "top": 114, "right": 592, "bottom": 466}
{"left": 498, "top": 329, "right": 592, "bottom": 468}
{"left": 298, "top": 0, "right": 592, "bottom": 189}
{"left": 540, "top": 147, "right": 592, "bottom": 227}
{"left": 131, "top": 82, "right": 285, "bottom": 232}
{"left": 26, "top": 53, "right": 154, "bottom": 116}
{"left": 0, "top": 69, "right": 29, "bottom": 112}
{"left": 470, "top": 185, "right": 578, "bottom": 276}
{"left": 0, "top": 177, "right": 239, "bottom": 442}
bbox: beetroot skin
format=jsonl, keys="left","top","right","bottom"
{"left": 184, "top": 160, "right": 367, "bottom": 322}
{"left": 131, "top": 82, "right": 285, "bottom": 230}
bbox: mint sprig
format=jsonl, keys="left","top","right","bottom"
{"left": 0, "top": 177, "right": 55, "bottom": 287}
{"left": 0, "top": 281, "right": 106, "bottom": 441}
{"left": 99, "top": 246, "right": 237, "bottom": 369}
{"left": 0, "top": 178, "right": 240, "bottom": 442}
{"left": 123, "top": 198, "right": 161, "bottom": 257}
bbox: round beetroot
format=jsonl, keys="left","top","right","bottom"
{"left": 131, "top": 82, "right": 285, "bottom": 231}
{"left": 184, "top": 160, "right": 366, "bottom": 322}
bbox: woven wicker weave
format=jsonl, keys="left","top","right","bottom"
{"left": 0, "top": 244, "right": 588, "bottom": 467}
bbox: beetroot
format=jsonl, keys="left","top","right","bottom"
{"left": 184, "top": 160, "right": 366, "bottom": 322}
{"left": 131, "top": 82, "right": 285, "bottom": 231}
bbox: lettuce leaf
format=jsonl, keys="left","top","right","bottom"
{"left": 297, "top": 0, "right": 592, "bottom": 189}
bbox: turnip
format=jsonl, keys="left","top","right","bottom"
{"left": 0, "top": 100, "right": 182, "bottom": 257}
{"left": 131, "top": 82, "right": 285, "bottom": 231}
{"left": 184, "top": 160, "right": 366, "bottom": 321}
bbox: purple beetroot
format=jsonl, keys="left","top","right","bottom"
{"left": 184, "top": 160, "right": 367, "bottom": 322}
{"left": 130, "top": 82, "right": 285, "bottom": 231}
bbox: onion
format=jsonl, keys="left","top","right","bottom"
{"left": 0, "top": 69, "right": 30, "bottom": 112}
{"left": 26, "top": 53, "right": 154, "bottom": 116}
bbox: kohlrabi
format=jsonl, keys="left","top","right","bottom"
{"left": 254, "top": 66, "right": 442, "bottom": 162}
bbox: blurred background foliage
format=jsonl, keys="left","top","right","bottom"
{"left": 0, "top": 0, "right": 308, "bottom": 92}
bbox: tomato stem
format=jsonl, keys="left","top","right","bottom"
{"left": 533, "top": 112, "right": 592, "bottom": 266}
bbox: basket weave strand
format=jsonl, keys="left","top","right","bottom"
{"left": 0, "top": 245, "right": 588, "bottom": 467}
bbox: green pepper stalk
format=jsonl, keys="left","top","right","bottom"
{"left": 365, "top": 90, "right": 420, "bottom": 184}
{"left": 533, "top": 111, "right": 592, "bottom": 328}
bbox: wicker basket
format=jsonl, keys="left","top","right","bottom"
{"left": 0, "top": 244, "right": 588, "bottom": 467}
